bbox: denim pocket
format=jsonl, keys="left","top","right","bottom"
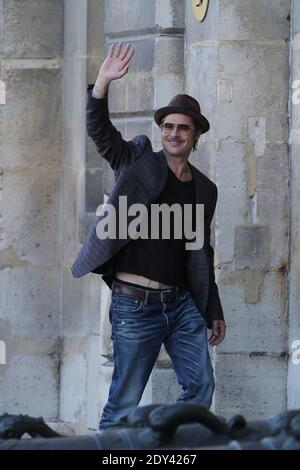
{"left": 111, "top": 293, "right": 143, "bottom": 313}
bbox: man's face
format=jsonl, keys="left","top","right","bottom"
{"left": 160, "top": 113, "right": 200, "bottom": 158}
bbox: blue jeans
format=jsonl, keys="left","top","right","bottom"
{"left": 99, "top": 288, "right": 214, "bottom": 430}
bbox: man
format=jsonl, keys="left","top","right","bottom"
{"left": 71, "top": 42, "right": 226, "bottom": 430}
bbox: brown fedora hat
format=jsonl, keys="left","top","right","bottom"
{"left": 154, "top": 94, "right": 210, "bottom": 134}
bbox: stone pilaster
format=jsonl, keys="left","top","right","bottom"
{"left": 0, "top": 0, "right": 64, "bottom": 419}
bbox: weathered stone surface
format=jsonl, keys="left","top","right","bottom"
{"left": 61, "top": 168, "right": 83, "bottom": 263}
{"left": 186, "top": 0, "right": 290, "bottom": 421}
{"left": 105, "top": 0, "right": 184, "bottom": 36}
{"left": 218, "top": 43, "right": 289, "bottom": 143}
{"left": 1, "top": 0, "right": 64, "bottom": 58}
{"left": 156, "top": 36, "right": 184, "bottom": 76}
{"left": 0, "top": 69, "right": 62, "bottom": 167}
{"left": 156, "top": 0, "right": 185, "bottom": 30}
{"left": 218, "top": 270, "right": 287, "bottom": 353}
{"left": 154, "top": 36, "right": 185, "bottom": 110}
{"left": 234, "top": 225, "right": 269, "bottom": 270}
{"left": 0, "top": 0, "right": 63, "bottom": 425}
{"left": 216, "top": 142, "right": 247, "bottom": 264}
{"left": 85, "top": 168, "right": 103, "bottom": 213}
{"left": 1, "top": 355, "right": 59, "bottom": 419}
{"left": 61, "top": 269, "right": 90, "bottom": 338}
{"left": 105, "top": 0, "right": 156, "bottom": 36}
{"left": 1, "top": 168, "right": 60, "bottom": 267}
{"left": 0, "top": 267, "right": 60, "bottom": 337}
{"left": 218, "top": 0, "right": 290, "bottom": 41}
{"left": 87, "top": 0, "right": 105, "bottom": 84}
{"left": 185, "top": 45, "right": 218, "bottom": 142}
{"left": 182, "top": 141, "right": 214, "bottom": 180}
{"left": 256, "top": 144, "right": 289, "bottom": 268}
{"left": 185, "top": 0, "right": 219, "bottom": 43}
{"left": 186, "top": 0, "right": 290, "bottom": 43}
{"left": 214, "top": 354, "right": 287, "bottom": 419}
{"left": 59, "top": 351, "right": 87, "bottom": 430}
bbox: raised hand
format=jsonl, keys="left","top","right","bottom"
{"left": 99, "top": 42, "right": 135, "bottom": 83}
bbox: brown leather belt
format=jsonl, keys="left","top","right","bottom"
{"left": 112, "top": 281, "right": 180, "bottom": 303}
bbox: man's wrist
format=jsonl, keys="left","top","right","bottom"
{"left": 92, "top": 77, "right": 110, "bottom": 99}
{"left": 92, "top": 85, "right": 106, "bottom": 99}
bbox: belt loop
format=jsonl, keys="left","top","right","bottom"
{"left": 144, "top": 290, "right": 149, "bottom": 305}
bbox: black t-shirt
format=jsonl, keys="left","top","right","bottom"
{"left": 114, "top": 167, "right": 196, "bottom": 288}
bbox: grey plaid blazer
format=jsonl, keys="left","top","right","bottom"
{"left": 71, "top": 86, "right": 224, "bottom": 328}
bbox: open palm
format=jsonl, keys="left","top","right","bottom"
{"left": 99, "top": 42, "right": 135, "bottom": 82}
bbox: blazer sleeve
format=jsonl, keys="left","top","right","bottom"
{"left": 204, "top": 185, "right": 225, "bottom": 323}
{"left": 86, "top": 85, "right": 149, "bottom": 171}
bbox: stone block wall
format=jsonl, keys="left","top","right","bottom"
{"left": 0, "top": 0, "right": 64, "bottom": 419}
{"left": 185, "top": 0, "right": 291, "bottom": 419}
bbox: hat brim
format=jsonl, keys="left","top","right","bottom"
{"left": 154, "top": 105, "right": 210, "bottom": 134}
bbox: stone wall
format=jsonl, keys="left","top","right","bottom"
{"left": 0, "top": 0, "right": 64, "bottom": 419}
{"left": 185, "top": 0, "right": 291, "bottom": 418}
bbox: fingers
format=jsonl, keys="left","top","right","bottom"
{"left": 208, "top": 321, "right": 226, "bottom": 346}
{"left": 116, "top": 64, "right": 129, "bottom": 78}
{"left": 121, "top": 44, "right": 135, "bottom": 63}
{"left": 208, "top": 334, "right": 223, "bottom": 346}
{"left": 108, "top": 43, "right": 115, "bottom": 58}
{"left": 119, "top": 43, "right": 131, "bottom": 60}
{"left": 108, "top": 42, "right": 135, "bottom": 63}
{"left": 213, "top": 334, "right": 225, "bottom": 346}
{"left": 208, "top": 333, "right": 219, "bottom": 346}
{"left": 208, "top": 332, "right": 215, "bottom": 346}
{"left": 114, "top": 42, "right": 122, "bottom": 57}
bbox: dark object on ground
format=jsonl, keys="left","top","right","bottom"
{"left": 0, "top": 404, "right": 299, "bottom": 450}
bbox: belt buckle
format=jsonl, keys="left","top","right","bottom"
{"left": 160, "top": 289, "right": 174, "bottom": 302}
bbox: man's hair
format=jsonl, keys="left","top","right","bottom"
{"left": 160, "top": 116, "right": 202, "bottom": 152}
{"left": 192, "top": 119, "right": 202, "bottom": 152}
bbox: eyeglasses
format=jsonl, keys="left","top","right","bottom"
{"left": 160, "top": 123, "right": 196, "bottom": 134}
